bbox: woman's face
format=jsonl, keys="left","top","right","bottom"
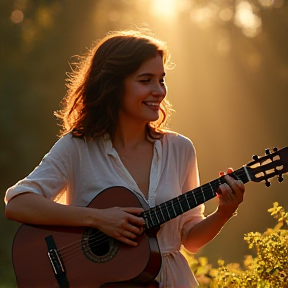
{"left": 119, "top": 54, "right": 167, "bottom": 126}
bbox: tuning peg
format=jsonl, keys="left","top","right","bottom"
{"left": 252, "top": 155, "right": 258, "bottom": 161}
{"left": 273, "top": 147, "right": 278, "bottom": 152}
{"left": 265, "top": 179, "right": 271, "bottom": 187}
{"left": 278, "top": 174, "right": 284, "bottom": 183}
{"left": 265, "top": 148, "right": 270, "bottom": 155}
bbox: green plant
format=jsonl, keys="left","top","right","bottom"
{"left": 182, "top": 202, "right": 288, "bottom": 288}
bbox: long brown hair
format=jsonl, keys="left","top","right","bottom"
{"left": 55, "top": 29, "right": 173, "bottom": 139}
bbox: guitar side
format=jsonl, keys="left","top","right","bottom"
{"left": 12, "top": 187, "right": 162, "bottom": 288}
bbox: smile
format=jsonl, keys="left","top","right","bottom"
{"left": 143, "top": 101, "right": 160, "bottom": 107}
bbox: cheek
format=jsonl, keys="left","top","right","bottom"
{"left": 120, "top": 90, "right": 140, "bottom": 114}
{"left": 129, "top": 86, "right": 147, "bottom": 103}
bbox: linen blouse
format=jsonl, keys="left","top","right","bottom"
{"left": 5, "top": 131, "right": 205, "bottom": 288}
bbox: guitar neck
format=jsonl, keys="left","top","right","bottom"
{"left": 142, "top": 167, "right": 250, "bottom": 229}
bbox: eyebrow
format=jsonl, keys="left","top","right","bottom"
{"left": 137, "top": 72, "right": 166, "bottom": 78}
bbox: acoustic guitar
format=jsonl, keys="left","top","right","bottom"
{"left": 12, "top": 147, "right": 288, "bottom": 288}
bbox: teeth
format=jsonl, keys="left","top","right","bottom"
{"left": 144, "top": 102, "right": 159, "bottom": 107}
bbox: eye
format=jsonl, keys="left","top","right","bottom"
{"left": 160, "top": 78, "right": 166, "bottom": 85}
{"left": 139, "top": 79, "right": 150, "bottom": 83}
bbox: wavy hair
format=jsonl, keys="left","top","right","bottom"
{"left": 55, "top": 29, "right": 173, "bottom": 139}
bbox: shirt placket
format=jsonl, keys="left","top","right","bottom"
{"left": 147, "top": 140, "right": 162, "bottom": 208}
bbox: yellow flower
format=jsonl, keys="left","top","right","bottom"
{"left": 218, "top": 259, "right": 225, "bottom": 267}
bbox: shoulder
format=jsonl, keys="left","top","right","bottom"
{"left": 47, "top": 133, "right": 92, "bottom": 158}
{"left": 50, "top": 133, "right": 81, "bottom": 151}
{"left": 163, "top": 131, "right": 195, "bottom": 152}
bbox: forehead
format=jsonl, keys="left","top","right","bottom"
{"left": 135, "top": 54, "right": 165, "bottom": 75}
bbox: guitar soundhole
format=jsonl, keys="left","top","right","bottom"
{"left": 82, "top": 228, "right": 120, "bottom": 263}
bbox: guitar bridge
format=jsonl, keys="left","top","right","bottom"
{"left": 45, "top": 235, "right": 70, "bottom": 288}
{"left": 47, "top": 247, "right": 64, "bottom": 274}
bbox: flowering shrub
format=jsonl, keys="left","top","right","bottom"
{"left": 182, "top": 202, "right": 288, "bottom": 288}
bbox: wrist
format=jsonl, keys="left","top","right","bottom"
{"left": 215, "top": 207, "right": 238, "bottom": 221}
{"left": 79, "top": 207, "right": 100, "bottom": 227}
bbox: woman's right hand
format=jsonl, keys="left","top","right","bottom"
{"left": 92, "top": 207, "right": 146, "bottom": 246}
{"left": 5, "top": 193, "right": 146, "bottom": 246}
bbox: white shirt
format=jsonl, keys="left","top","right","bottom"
{"left": 5, "top": 131, "right": 205, "bottom": 287}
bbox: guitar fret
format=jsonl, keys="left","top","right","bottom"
{"left": 154, "top": 208, "right": 160, "bottom": 225}
{"left": 185, "top": 194, "right": 191, "bottom": 209}
{"left": 201, "top": 186, "right": 206, "bottom": 201}
{"left": 209, "top": 182, "right": 215, "bottom": 195}
{"left": 138, "top": 145, "right": 288, "bottom": 231}
{"left": 143, "top": 166, "right": 257, "bottom": 230}
{"left": 165, "top": 202, "right": 172, "bottom": 220}
{"left": 172, "top": 200, "right": 177, "bottom": 217}
{"left": 159, "top": 205, "right": 165, "bottom": 223}
{"left": 243, "top": 166, "right": 252, "bottom": 181}
{"left": 218, "top": 178, "right": 222, "bottom": 187}
{"left": 192, "top": 192, "right": 197, "bottom": 205}
{"left": 149, "top": 211, "right": 155, "bottom": 227}
{"left": 143, "top": 214, "right": 150, "bottom": 229}
{"left": 177, "top": 196, "right": 184, "bottom": 213}
{"left": 145, "top": 214, "right": 151, "bottom": 228}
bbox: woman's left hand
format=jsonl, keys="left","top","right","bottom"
{"left": 217, "top": 167, "right": 245, "bottom": 219}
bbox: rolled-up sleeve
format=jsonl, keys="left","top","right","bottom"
{"left": 4, "top": 137, "right": 70, "bottom": 204}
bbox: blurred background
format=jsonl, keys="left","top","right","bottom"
{"left": 1, "top": 0, "right": 287, "bottom": 287}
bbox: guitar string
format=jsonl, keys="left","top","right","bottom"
{"left": 58, "top": 232, "right": 109, "bottom": 256}
{"left": 57, "top": 189, "right": 216, "bottom": 259}
{"left": 58, "top": 181, "right": 216, "bottom": 259}
{"left": 142, "top": 170, "right": 246, "bottom": 226}
{"left": 57, "top": 171, "right": 248, "bottom": 258}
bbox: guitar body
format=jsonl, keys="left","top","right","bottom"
{"left": 11, "top": 146, "right": 288, "bottom": 287}
{"left": 12, "top": 187, "right": 162, "bottom": 288}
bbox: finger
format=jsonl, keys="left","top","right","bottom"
{"left": 122, "top": 207, "right": 144, "bottom": 214}
{"left": 219, "top": 171, "right": 225, "bottom": 177}
{"left": 227, "top": 167, "right": 234, "bottom": 174}
{"left": 218, "top": 184, "right": 235, "bottom": 201}
{"left": 120, "top": 208, "right": 145, "bottom": 225}
{"left": 219, "top": 167, "right": 234, "bottom": 177}
{"left": 224, "top": 175, "right": 245, "bottom": 194}
{"left": 129, "top": 214, "right": 146, "bottom": 227}
{"left": 117, "top": 235, "right": 139, "bottom": 247}
{"left": 120, "top": 207, "right": 145, "bottom": 226}
{"left": 121, "top": 227, "right": 139, "bottom": 239}
{"left": 127, "top": 223, "right": 144, "bottom": 236}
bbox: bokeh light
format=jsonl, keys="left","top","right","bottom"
{"left": 10, "top": 10, "right": 24, "bottom": 23}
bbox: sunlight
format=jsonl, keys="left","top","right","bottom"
{"left": 234, "top": 1, "right": 262, "bottom": 37}
{"left": 190, "top": 4, "right": 218, "bottom": 28}
{"left": 149, "top": 0, "right": 179, "bottom": 20}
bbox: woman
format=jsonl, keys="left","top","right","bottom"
{"left": 5, "top": 30, "right": 245, "bottom": 287}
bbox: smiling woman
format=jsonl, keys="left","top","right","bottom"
{"left": 120, "top": 55, "right": 167, "bottom": 126}
{"left": 5, "top": 29, "right": 245, "bottom": 288}
{"left": 55, "top": 30, "right": 173, "bottom": 139}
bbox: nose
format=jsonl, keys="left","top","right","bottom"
{"left": 151, "top": 83, "right": 166, "bottom": 98}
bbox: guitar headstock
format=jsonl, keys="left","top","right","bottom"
{"left": 245, "top": 147, "right": 288, "bottom": 187}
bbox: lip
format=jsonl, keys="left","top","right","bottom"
{"left": 143, "top": 101, "right": 160, "bottom": 107}
{"left": 142, "top": 101, "right": 161, "bottom": 111}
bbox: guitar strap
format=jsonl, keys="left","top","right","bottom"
{"left": 45, "top": 235, "right": 70, "bottom": 288}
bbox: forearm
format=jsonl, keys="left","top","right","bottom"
{"left": 183, "top": 173, "right": 245, "bottom": 253}
{"left": 5, "top": 192, "right": 94, "bottom": 227}
{"left": 182, "top": 209, "right": 235, "bottom": 253}
{"left": 5, "top": 192, "right": 146, "bottom": 246}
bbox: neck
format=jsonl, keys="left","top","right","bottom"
{"left": 113, "top": 124, "right": 148, "bottom": 150}
{"left": 112, "top": 112, "right": 150, "bottom": 148}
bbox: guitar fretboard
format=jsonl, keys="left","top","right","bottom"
{"left": 142, "top": 167, "right": 250, "bottom": 229}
